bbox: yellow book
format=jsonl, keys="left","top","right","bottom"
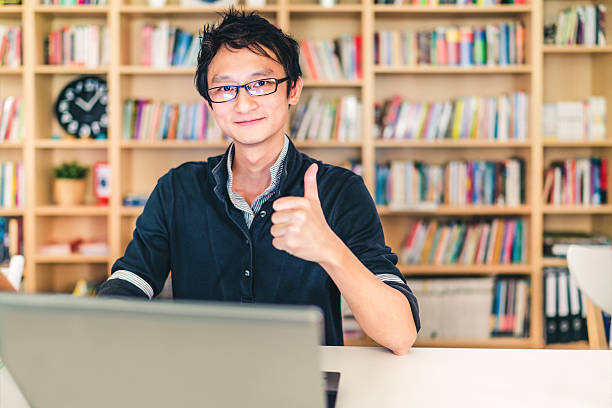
{"left": 451, "top": 99, "right": 464, "bottom": 140}
{"left": 420, "top": 220, "right": 439, "bottom": 264}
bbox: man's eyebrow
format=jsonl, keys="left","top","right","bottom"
{"left": 211, "top": 69, "right": 275, "bottom": 84}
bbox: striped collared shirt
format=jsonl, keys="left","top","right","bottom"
{"left": 226, "top": 134, "right": 289, "bottom": 228}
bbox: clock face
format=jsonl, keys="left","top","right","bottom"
{"left": 54, "top": 76, "right": 108, "bottom": 139}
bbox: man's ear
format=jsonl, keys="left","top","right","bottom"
{"left": 288, "top": 76, "right": 303, "bottom": 107}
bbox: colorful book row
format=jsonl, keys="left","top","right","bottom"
{"left": 543, "top": 157, "right": 608, "bottom": 206}
{"left": 41, "top": 0, "right": 107, "bottom": 4}
{"left": 141, "top": 23, "right": 199, "bottom": 68}
{"left": 542, "top": 97, "right": 606, "bottom": 142}
{"left": 0, "top": 97, "right": 23, "bottom": 143}
{"left": 375, "top": 22, "right": 525, "bottom": 67}
{"left": 375, "top": 0, "right": 526, "bottom": 5}
{"left": 44, "top": 25, "right": 110, "bottom": 67}
{"left": 375, "top": 92, "right": 528, "bottom": 141}
{"left": 123, "top": 100, "right": 224, "bottom": 142}
{"left": 376, "top": 158, "right": 525, "bottom": 208}
{"left": 299, "top": 35, "right": 362, "bottom": 81}
{"left": 0, "top": 25, "right": 21, "bottom": 68}
{"left": 400, "top": 217, "right": 527, "bottom": 265}
{"left": 0, "top": 217, "right": 22, "bottom": 266}
{"left": 290, "top": 92, "right": 362, "bottom": 142}
{"left": 490, "top": 277, "right": 530, "bottom": 338}
{"left": 0, "top": 162, "right": 24, "bottom": 209}
{"left": 546, "top": 5, "right": 607, "bottom": 46}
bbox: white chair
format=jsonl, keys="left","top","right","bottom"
{"left": 566, "top": 245, "right": 612, "bottom": 349}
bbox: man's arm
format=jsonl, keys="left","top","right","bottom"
{"left": 98, "top": 176, "right": 172, "bottom": 300}
{"left": 271, "top": 163, "right": 419, "bottom": 355}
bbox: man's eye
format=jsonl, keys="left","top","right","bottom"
{"left": 221, "top": 86, "right": 234, "bottom": 92}
{"left": 253, "top": 80, "right": 268, "bottom": 87}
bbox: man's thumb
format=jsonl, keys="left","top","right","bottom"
{"left": 304, "top": 163, "right": 319, "bottom": 201}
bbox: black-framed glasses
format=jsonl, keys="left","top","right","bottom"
{"left": 207, "top": 77, "right": 290, "bottom": 103}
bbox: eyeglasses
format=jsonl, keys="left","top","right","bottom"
{"left": 207, "top": 77, "right": 290, "bottom": 103}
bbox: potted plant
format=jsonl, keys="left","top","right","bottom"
{"left": 53, "top": 161, "right": 89, "bottom": 206}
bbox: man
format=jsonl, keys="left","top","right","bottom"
{"left": 98, "top": 9, "right": 420, "bottom": 355}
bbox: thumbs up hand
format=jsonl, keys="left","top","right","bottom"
{"left": 271, "top": 163, "right": 342, "bottom": 264}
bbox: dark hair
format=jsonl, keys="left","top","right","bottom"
{"left": 195, "top": 8, "right": 302, "bottom": 105}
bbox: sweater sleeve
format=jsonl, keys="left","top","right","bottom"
{"left": 98, "top": 174, "right": 172, "bottom": 299}
{"left": 329, "top": 174, "right": 421, "bottom": 333}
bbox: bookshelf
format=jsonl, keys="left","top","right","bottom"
{"left": 9, "top": 0, "right": 610, "bottom": 350}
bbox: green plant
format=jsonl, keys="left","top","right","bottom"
{"left": 54, "top": 161, "right": 89, "bottom": 180}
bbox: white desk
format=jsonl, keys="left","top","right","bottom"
{"left": 2, "top": 346, "right": 611, "bottom": 408}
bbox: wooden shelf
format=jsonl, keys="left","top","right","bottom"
{"left": 0, "top": 5, "right": 22, "bottom": 15}
{"left": 399, "top": 264, "right": 532, "bottom": 275}
{"left": 35, "top": 139, "right": 109, "bottom": 149}
{"left": 36, "top": 205, "right": 109, "bottom": 216}
{"left": 121, "top": 206, "right": 144, "bottom": 216}
{"left": 288, "top": 4, "right": 362, "bottom": 14}
{"left": 373, "top": 4, "right": 532, "bottom": 15}
{"left": 34, "top": 5, "right": 109, "bottom": 15}
{"left": 120, "top": 140, "right": 229, "bottom": 149}
{"left": 35, "top": 255, "right": 109, "bottom": 264}
{"left": 0, "top": 209, "right": 23, "bottom": 217}
{"left": 0, "top": 67, "right": 22, "bottom": 74}
{"left": 542, "top": 139, "right": 612, "bottom": 147}
{"left": 378, "top": 204, "right": 531, "bottom": 215}
{"left": 301, "top": 79, "right": 363, "bottom": 87}
{"left": 119, "top": 5, "right": 278, "bottom": 15}
{"left": 35, "top": 65, "right": 109, "bottom": 75}
{"left": 375, "top": 139, "right": 531, "bottom": 148}
{"left": 543, "top": 45, "right": 612, "bottom": 54}
{"left": 542, "top": 205, "right": 612, "bottom": 214}
{"left": 119, "top": 66, "right": 195, "bottom": 75}
{"left": 374, "top": 65, "right": 532, "bottom": 74}
{"left": 542, "top": 258, "right": 568, "bottom": 267}
{"left": 415, "top": 337, "right": 533, "bottom": 349}
{"left": 0, "top": 142, "right": 23, "bottom": 149}
{"left": 294, "top": 140, "right": 362, "bottom": 148}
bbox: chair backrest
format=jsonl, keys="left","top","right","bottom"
{"left": 567, "top": 245, "right": 612, "bottom": 314}
{"left": 567, "top": 245, "right": 612, "bottom": 349}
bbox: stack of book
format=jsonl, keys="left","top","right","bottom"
{"left": 542, "top": 157, "right": 608, "bottom": 205}
{"left": 405, "top": 276, "right": 530, "bottom": 339}
{"left": 123, "top": 100, "right": 224, "bottom": 142}
{"left": 543, "top": 267, "right": 589, "bottom": 344}
{"left": 41, "top": 0, "right": 107, "bottom": 4}
{"left": 374, "top": 22, "right": 525, "bottom": 67}
{"left": 374, "top": 0, "right": 526, "bottom": 4}
{"left": 0, "top": 25, "right": 21, "bottom": 67}
{"left": 545, "top": 5, "right": 607, "bottom": 46}
{"left": 290, "top": 92, "right": 362, "bottom": 142}
{"left": 0, "top": 97, "right": 23, "bottom": 142}
{"left": 0, "top": 1, "right": 21, "bottom": 5}
{"left": 140, "top": 22, "right": 199, "bottom": 67}
{"left": 44, "top": 24, "right": 110, "bottom": 67}
{"left": 0, "top": 162, "right": 24, "bottom": 209}
{"left": 0, "top": 217, "right": 22, "bottom": 265}
{"left": 399, "top": 217, "right": 527, "bottom": 265}
{"left": 376, "top": 158, "right": 525, "bottom": 208}
{"left": 375, "top": 92, "right": 529, "bottom": 141}
{"left": 543, "top": 231, "right": 611, "bottom": 259}
{"left": 542, "top": 98, "right": 606, "bottom": 141}
{"left": 299, "top": 35, "right": 362, "bottom": 80}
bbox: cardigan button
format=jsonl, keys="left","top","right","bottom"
{"left": 259, "top": 210, "right": 266, "bottom": 217}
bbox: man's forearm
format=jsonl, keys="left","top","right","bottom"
{"left": 319, "top": 236, "right": 418, "bottom": 355}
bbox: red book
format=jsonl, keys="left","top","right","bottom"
{"left": 601, "top": 158, "right": 608, "bottom": 203}
{"left": 354, "top": 34, "right": 362, "bottom": 79}
{"left": 300, "top": 41, "right": 318, "bottom": 80}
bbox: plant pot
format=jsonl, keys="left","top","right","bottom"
{"left": 53, "top": 179, "right": 86, "bottom": 206}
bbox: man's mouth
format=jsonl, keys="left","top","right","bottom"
{"left": 235, "top": 117, "right": 265, "bottom": 126}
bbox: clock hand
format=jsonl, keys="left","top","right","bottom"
{"left": 84, "top": 87, "right": 104, "bottom": 111}
{"left": 75, "top": 97, "right": 91, "bottom": 112}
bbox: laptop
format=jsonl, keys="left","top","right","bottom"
{"left": 0, "top": 293, "right": 340, "bottom": 408}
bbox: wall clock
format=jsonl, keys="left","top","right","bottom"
{"left": 54, "top": 76, "right": 108, "bottom": 139}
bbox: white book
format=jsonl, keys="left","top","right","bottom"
{"left": 295, "top": 93, "right": 320, "bottom": 141}
{"left": 307, "top": 103, "right": 326, "bottom": 141}
{"left": 3, "top": 162, "right": 13, "bottom": 209}
{"left": 389, "top": 160, "right": 405, "bottom": 209}
{"left": 0, "top": 97, "right": 14, "bottom": 141}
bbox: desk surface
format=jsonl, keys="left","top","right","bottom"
{"left": 2, "top": 346, "right": 611, "bottom": 408}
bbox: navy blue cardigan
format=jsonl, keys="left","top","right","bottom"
{"left": 98, "top": 138, "right": 420, "bottom": 346}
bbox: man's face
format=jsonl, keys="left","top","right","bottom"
{"left": 206, "top": 45, "right": 302, "bottom": 148}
